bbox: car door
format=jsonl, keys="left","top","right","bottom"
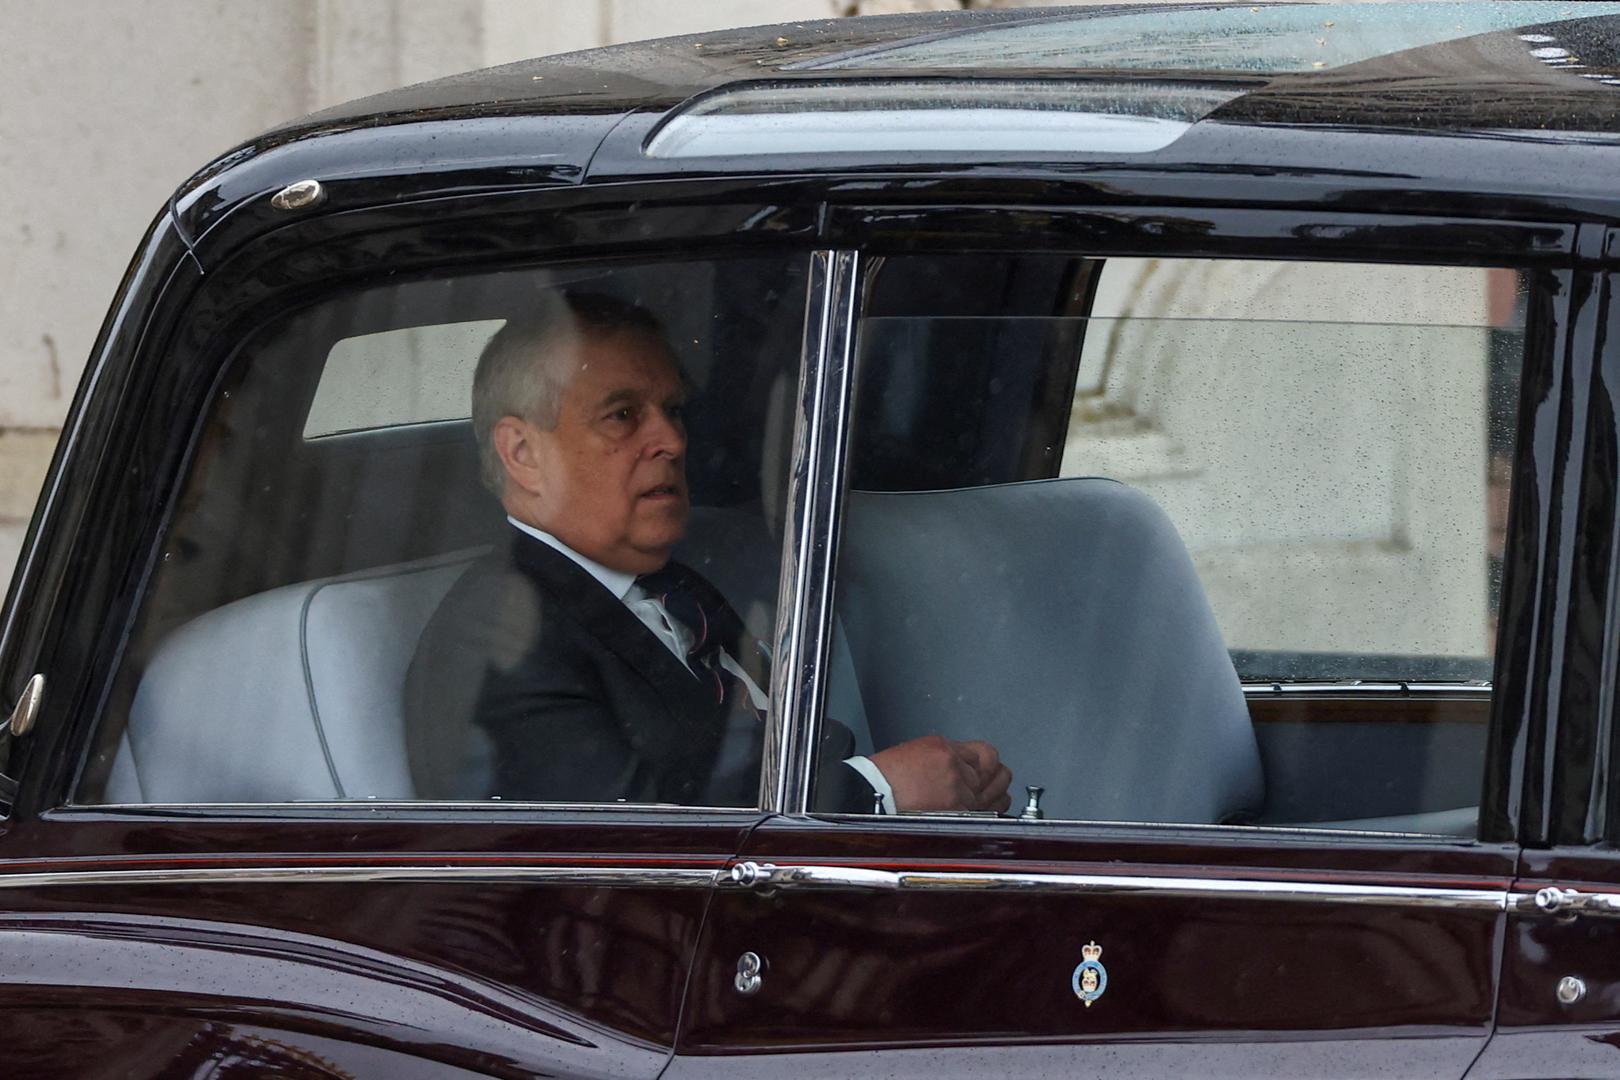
{"left": 670, "top": 205, "right": 1584, "bottom": 1078}
{"left": 1468, "top": 258, "right": 1620, "bottom": 1080}
{"left": 0, "top": 187, "right": 819, "bottom": 1077}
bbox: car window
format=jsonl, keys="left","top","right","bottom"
{"left": 1066, "top": 256, "right": 1520, "bottom": 682}
{"left": 303, "top": 320, "right": 504, "bottom": 437}
{"left": 79, "top": 254, "right": 811, "bottom": 808}
{"left": 823, "top": 252, "right": 1522, "bottom": 835}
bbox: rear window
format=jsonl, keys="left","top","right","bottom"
{"left": 303, "top": 320, "right": 502, "bottom": 437}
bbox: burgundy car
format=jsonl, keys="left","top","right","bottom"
{"left": 3, "top": 2, "right": 1620, "bottom": 1075}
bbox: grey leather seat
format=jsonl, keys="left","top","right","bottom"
{"left": 104, "top": 506, "right": 851, "bottom": 804}
{"left": 832, "top": 477, "right": 1263, "bottom": 824}
{"left": 106, "top": 548, "right": 485, "bottom": 803}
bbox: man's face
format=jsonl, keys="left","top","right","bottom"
{"left": 524, "top": 329, "right": 690, "bottom": 575}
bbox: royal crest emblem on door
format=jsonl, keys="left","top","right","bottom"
{"left": 1071, "top": 941, "right": 1108, "bottom": 1007}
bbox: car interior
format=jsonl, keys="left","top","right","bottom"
{"left": 86, "top": 249, "right": 1501, "bottom": 837}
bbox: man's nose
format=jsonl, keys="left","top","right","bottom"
{"left": 647, "top": 405, "right": 686, "bottom": 458}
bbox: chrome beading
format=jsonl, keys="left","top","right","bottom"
{"left": 763, "top": 249, "right": 862, "bottom": 814}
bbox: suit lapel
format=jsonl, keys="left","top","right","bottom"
{"left": 506, "top": 533, "right": 719, "bottom": 721}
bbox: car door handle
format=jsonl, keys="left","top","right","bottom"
{"left": 727, "top": 862, "right": 899, "bottom": 891}
{"left": 1527, "top": 886, "right": 1620, "bottom": 917}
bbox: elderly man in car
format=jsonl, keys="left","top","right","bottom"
{"left": 405, "top": 290, "right": 1012, "bottom": 813}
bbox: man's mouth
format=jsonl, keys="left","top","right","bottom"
{"left": 641, "top": 483, "right": 683, "bottom": 500}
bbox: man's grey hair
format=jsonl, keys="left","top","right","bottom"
{"left": 472, "top": 290, "right": 667, "bottom": 495}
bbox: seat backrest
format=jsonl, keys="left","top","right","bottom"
{"left": 107, "top": 548, "right": 484, "bottom": 803}
{"left": 108, "top": 504, "right": 876, "bottom": 805}
{"left": 832, "top": 478, "right": 1262, "bottom": 824}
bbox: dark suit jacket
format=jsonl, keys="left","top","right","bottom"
{"left": 404, "top": 528, "right": 874, "bottom": 811}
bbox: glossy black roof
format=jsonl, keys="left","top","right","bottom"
{"left": 278, "top": 7, "right": 1037, "bottom": 132}
{"left": 283, "top": 3, "right": 1620, "bottom": 132}
{"left": 173, "top": 3, "right": 1620, "bottom": 248}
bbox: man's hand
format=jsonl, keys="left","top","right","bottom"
{"left": 869, "top": 735, "right": 1012, "bottom": 813}
{"left": 957, "top": 739, "right": 1013, "bottom": 813}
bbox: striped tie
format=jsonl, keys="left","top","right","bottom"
{"left": 635, "top": 567, "right": 740, "bottom": 707}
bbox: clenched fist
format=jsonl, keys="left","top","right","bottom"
{"left": 869, "top": 734, "right": 1012, "bottom": 813}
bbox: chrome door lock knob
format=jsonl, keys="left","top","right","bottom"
{"left": 734, "top": 951, "right": 764, "bottom": 995}
{"left": 1020, "top": 784, "right": 1046, "bottom": 820}
{"left": 1557, "top": 976, "right": 1586, "bottom": 1005}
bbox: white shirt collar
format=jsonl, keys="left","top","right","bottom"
{"left": 507, "top": 516, "right": 637, "bottom": 601}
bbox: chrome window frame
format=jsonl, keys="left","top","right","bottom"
{"left": 763, "top": 249, "right": 862, "bottom": 814}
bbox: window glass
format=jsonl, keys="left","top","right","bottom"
{"left": 824, "top": 253, "right": 1523, "bottom": 836}
{"left": 1066, "top": 257, "right": 1521, "bottom": 682}
{"left": 303, "top": 320, "right": 504, "bottom": 437}
{"left": 82, "top": 255, "right": 811, "bottom": 808}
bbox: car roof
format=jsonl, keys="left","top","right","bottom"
{"left": 284, "top": 2, "right": 1620, "bottom": 130}
{"left": 172, "top": 2, "right": 1620, "bottom": 246}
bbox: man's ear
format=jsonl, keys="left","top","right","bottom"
{"left": 492, "top": 414, "right": 546, "bottom": 496}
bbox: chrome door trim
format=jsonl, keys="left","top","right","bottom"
{"left": 722, "top": 861, "right": 1508, "bottom": 911}
{"left": 1242, "top": 682, "right": 1491, "bottom": 696}
{"left": 763, "top": 248, "right": 862, "bottom": 815}
{"left": 0, "top": 861, "right": 1513, "bottom": 912}
{"left": 0, "top": 864, "right": 721, "bottom": 891}
{"left": 73, "top": 800, "right": 764, "bottom": 815}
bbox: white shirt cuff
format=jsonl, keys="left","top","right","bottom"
{"left": 843, "top": 755, "right": 896, "bottom": 814}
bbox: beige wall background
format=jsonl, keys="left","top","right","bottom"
{"left": 7, "top": 0, "right": 1425, "bottom": 605}
{"left": 0, "top": 0, "right": 1153, "bottom": 594}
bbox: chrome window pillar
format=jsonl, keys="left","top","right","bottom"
{"left": 762, "top": 250, "right": 862, "bottom": 814}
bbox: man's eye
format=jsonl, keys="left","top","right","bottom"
{"left": 667, "top": 403, "right": 687, "bottom": 423}
{"left": 606, "top": 406, "right": 635, "bottom": 423}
